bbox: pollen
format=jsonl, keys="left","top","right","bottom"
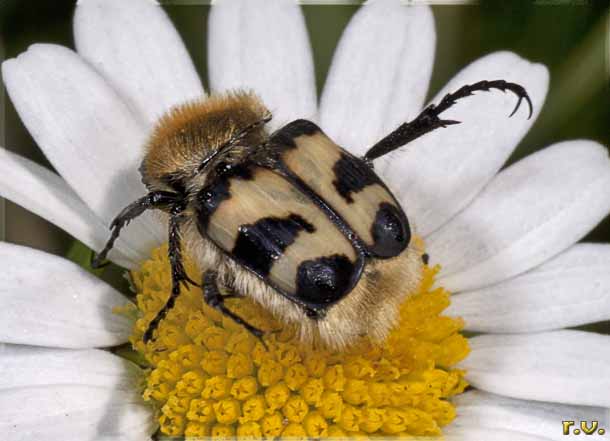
{"left": 127, "top": 244, "right": 469, "bottom": 438}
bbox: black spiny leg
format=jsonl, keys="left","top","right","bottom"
{"left": 91, "top": 191, "right": 180, "bottom": 268}
{"left": 202, "top": 270, "right": 265, "bottom": 340}
{"left": 364, "top": 79, "right": 533, "bottom": 161}
{"left": 143, "top": 209, "right": 195, "bottom": 343}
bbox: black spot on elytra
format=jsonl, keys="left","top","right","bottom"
{"left": 422, "top": 253, "right": 430, "bottom": 265}
{"left": 295, "top": 254, "right": 357, "bottom": 306}
{"left": 290, "top": 214, "right": 316, "bottom": 233}
{"left": 232, "top": 214, "right": 316, "bottom": 277}
{"left": 332, "top": 153, "right": 378, "bottom": 203}
{"left": 195, "top": 162, "right": 254, "bottom": 231}
{"left": 370, "top": 202, "right": 410, "bottom": 258}
{"left": 269, "top": 119, "right": 320, "bottom": 148}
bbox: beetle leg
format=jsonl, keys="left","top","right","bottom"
{"left": 221, "top": 293, "right": 245, "bottom": 300}
{"left": 363, "top": 79, "right": 533, "bottom": 161}
{"left": 202, "top": 270, "right": 266, "bottom": 341}
{"left": 91, "top": 191, "right": 181, "bottom": 268}
{"left": 143, "top": 210, "right": 193, "bottom": 343}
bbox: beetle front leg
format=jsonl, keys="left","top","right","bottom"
{"left": 143, "top": 211, "right": 193, "bottom": 343}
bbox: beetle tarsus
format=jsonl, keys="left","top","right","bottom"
{"left": 363, "top": 79, "right": 532, "bottom": 161}
{"left": 90, "top": 252, "right": 111, "bottom": 269}
{"left": 435, "top": 79, "right": 533, "bottom": 119}
{"left": 91, "top": 190, "right": 180, "bottom": 268}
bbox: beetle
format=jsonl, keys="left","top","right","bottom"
{"left": 93, "top": 80, "right": 532, "bottom": 350}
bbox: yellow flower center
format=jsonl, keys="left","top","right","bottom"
{"left": 125, "top": 244, "right": 469, "bottom": 438}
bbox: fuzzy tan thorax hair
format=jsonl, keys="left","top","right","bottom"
{"left": 140, "top": 90, "right": 270, "bottom": 192}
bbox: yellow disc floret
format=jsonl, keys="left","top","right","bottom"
{"left": 126, "top": 244, "right": 469, "bottom": 438}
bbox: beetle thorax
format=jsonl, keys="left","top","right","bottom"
{"left": 140, "top": 90, "right": 270, "bottom": 193}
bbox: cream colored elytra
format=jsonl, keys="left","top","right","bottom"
{"left": 141, "top": 90, "right": 423, "bottom": 350}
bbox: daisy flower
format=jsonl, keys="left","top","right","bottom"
{"left": 1, "top": 0, "right": 609, "bottom": 440}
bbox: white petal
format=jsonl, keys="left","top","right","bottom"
{"left": 2, "top": 44, "right": 164, "bottom": 260}
{"left": 0, "top": 147, "right": 137, "bottom": 268}
{"left": 451, "top": 390, "right": 610, "bottom": 441}
{"left": 75, "top": 0, "right": 204, "bottom": 126}
{"left": 445, "top": 427, "right": 553, "bottom": 441}
{"left": 447, "top": 243, "right": 610, "bottom": 333}
{"left": 93, "top": 437, "right": 151, "bottom": 441}
{"left": 0, "top": 242, "right": 133, "bottom": 348}
{"left": 93, "top": 436, "right": 151, "bottom": 441}
{"left": 91, "top": 435, "right": 152, "bottom": 441}
{"left": 463, "top": 331, "right": 610, "bottom": 407}
{"left": 0, "top": 345, "right": 140, "bottom": 391}
{"left": 382, "top": 51, "right": 549, "bottom": 236}
{"left": 208, "top": 0, "right": 316, "bottom": 130}
{"left": 428, "top": 140, "right": 610, "bottom": 292}
{"left": 0, "top": 386, "right": 154, "bottom": 441}
{"left": 319, "top": 0, "right": 435, "bottom": 157}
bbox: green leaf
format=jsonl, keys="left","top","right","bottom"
{"left": 66, "top": 240, "right": 104, "bottom": 276}
{"left": 112, "top": 344, "right": 150, "bottom": 369}
{"left": 65, "top": 239, "right": 135, "bottom": 297}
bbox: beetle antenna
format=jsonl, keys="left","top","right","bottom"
{"left": 363, "top": 79, "right": 533, "bottom": 161}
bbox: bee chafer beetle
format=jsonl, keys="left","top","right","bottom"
{"left": 93, "top": 81, "right": 532, "bottom": 350}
